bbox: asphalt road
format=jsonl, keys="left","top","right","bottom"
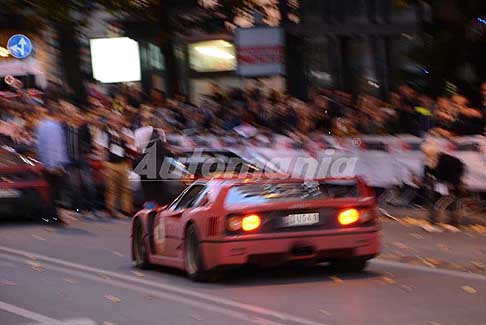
{"left": 1, "top": 215, "right": 485, "bottom": 325}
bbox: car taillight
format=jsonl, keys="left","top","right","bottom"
{"left": 227, "top": 216, "right": 242, "bottom": 232}
{"left": 338, "top": 209, "right": 360, "bottom": 226}
{"left": 241, "top": 214, "right": 261, "bottom": 232}
{"left": 226, "top": 214, "right": 262, "bottom": 232}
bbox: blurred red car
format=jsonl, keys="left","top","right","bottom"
{"left": 0, "top": 147, "right": 58, "bottom": 223}
{"left": 131, "top": 176, "right": 381, "bottom": 281}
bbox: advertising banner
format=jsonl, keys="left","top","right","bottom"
{"left": 235, "top": 27, "right": 285, "bottom": 77}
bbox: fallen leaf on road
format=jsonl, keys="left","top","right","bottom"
{"left": 409, "top": 233, "right": 424, "bottom": 240}
{"left": 27, "top": 261, "right": 44, "bottom": 272}
{"left": 143, "top": 294, "right": 155, "bottom": 300}
{"left": 32, "top": 234, "right": 46, "bottom": 241}
{"left": 329, "top": 276, "right": 343, "bottom": 283}
{"left": 393, "top": 242, "right": 409, "bottom": 249}
{"left": 103, "top": 322, "right": 115, "bottom": 325}
{"left": 319, "top": 309, "right": 332, "bottom": 316}
{"left": 468, "top": 225, "right": 486, "bottom": 234}
{"left": 63, "top": 278, "right": 79, "bottom": 284}
{"left": 190, "top": 314, "right": 203, "bottom": 321}
{"left": 439, "top": 223, "right": 460, "bottom": 233}
{"left": 421, "top": 224, "right": 443, "bottom": 233}
{"left": 436, "top": 244, "right": 449, "bottom": 251}
{"left": 424, "top": 258, "right": 441, "bottom": 266}
{"left": 399, "top": 284, "right": 413, "bottom": 292}
{"left": 104, "top": 295, "right": 121, "bottom": 303}
{"left": 382, "top": 277, "right": 396, "bottom": 284}
{"left": 131, "top": 271, "right": 144, "bottom": 277}
{"left": 99, "top": 273, "right": 111, "bottom": 280}
{"left": 27, "top": 261, "right": 41, "bottom": 267}
{"left": 419, "top": 257, "right": 437, "bottom": 268}
{"left": 471, "top": 261, "right": 485, "bottom": 269}
{"left": 403, "top": 217, "right": 430, "bottom": 226}
{"left": 0, "top": 280, "right": 16, "bottom": 286}
{"left": 461, "top": 286, "right": 477, "bottom": 294}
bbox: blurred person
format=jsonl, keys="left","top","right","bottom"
{"left": 397, "top": 84, "right": 419, "bottom": 134}
{"left": 134, "top": 112, "right": 166, "bottom": 154}
{"left": 112, "top": 93, "right": 128, "bottom": 113}
{"left": 209, "top": 83, "right": 226, "bottom": 104}
{"left": 432, "top": 97, "right": 456, "bottom": 136}
{"left": 127, "top": 83, "right": 144, "bottom": 108}
{"left": 65, "top": 110, "right": 97, "bottom": 216}
{"left": 34, "top": 104, "right": 69, "bottom": 220}
{"left": 450, "top": 94, "right": 484, "bottom": 136}
{"left": 311, "top": 94, "right": 336, "bottom": 134}
{"left": 412, "top": 95, "right": 435, "bottom": 136}
{"left": 104, "top": 114, "right": 133, "bottom": 218}
{"left": 135, "top": 117, "right": 177, "bottom": 205}
{"left": 421, "top": 140, "right": 465, "bottom": 227}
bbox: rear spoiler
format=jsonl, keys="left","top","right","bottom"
{"left": 218, "top": 176, "right": 373, "bottom": 199}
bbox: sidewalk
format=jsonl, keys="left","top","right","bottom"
{"left": 380, "top": 216, "right": 486, "bottom": 276}
{"left": 381, "top": 206, "right": 486, "bottom": 226}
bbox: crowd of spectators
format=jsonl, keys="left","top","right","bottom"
{"left": 1, "top": 79, "right": 486, "bottom": 219}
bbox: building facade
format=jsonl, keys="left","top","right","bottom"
{"left": 293, "top": 0, "right": 431, "bottom": 98}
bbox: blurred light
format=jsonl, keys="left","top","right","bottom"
{"left": 90, "top": 37, "right": 141, "bottom": 83}
{"left": 241, "top": 214, "right": 261, "bottom": 231}
{"left": 194, "top": 46, "right": 235, "bottom": 59}
{"left": 367, "top": 80, "right": 381, "bottom": 88}
{"left": 477, "top": 17, "right": 486, "bottom": 24}
{"left": 189, "top": 40, "right": 236, "bottom": 72}
{"left": 401, "top": 33, "right": 414, "bottom": 40}
{"left": 423, "top": 68, "right": 430, "bottom": 74}
{"left": 0, "top": 47, "right": 9, "bottom": 57}
{"left": 338, "top": 209, "right": 360, "bottom": 226}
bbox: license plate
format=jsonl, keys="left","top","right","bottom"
{"left": 0, "top": 189, "right": 20, "bottom": 198}
{"left": 281, "top": 213, "right": 319, "bottom": 227}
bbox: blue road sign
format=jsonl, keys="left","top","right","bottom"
{"left": 7, "top": 34, "right": 33, "bottom": 59}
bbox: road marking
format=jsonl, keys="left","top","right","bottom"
{"left": 0, "top": 300, "right": 97, "bottom": 325}
{"left": 0, "top": 247, "right": 322, "bottom": 325}
{"left": 0, "top": 254, "right": 282, "bottom": 325}
{"left": 373, "top": 259, "right": 486, "bottom": 281}
{"left": 0, "top": 300, "right": 59, "bottom": 323}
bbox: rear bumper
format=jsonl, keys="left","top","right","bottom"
{"left": 0, "top": 181, "right": 51, "bottom": 218}
{"left": 201, "top": 228, "right": 381, "bottom": 270}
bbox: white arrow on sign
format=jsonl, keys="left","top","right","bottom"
{"left": 10, "top": 37, "right": 28, "bottom": 57}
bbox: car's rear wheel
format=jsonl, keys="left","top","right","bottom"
{"left": 184, "top": 224, "right": 212, "bottom": 282}
{"left": 330, "top": 258, "right": 368, "bottom": 273}
{"left": 134, "top": 219, "right": 150, "bottom": 269}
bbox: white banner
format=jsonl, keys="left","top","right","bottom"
{"left": 167, "top": 134, "right": 486, "bottom": 190}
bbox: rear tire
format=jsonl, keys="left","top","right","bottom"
{"left": 184, "top": 224, "right": 213, "bottom": 282}
{"left": 134, "top": 219, "right": 151, "bottom": 269}
{"left": 331, "top": 258, "right": 368, "bottom": 273}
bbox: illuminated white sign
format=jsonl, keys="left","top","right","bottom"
{"left": 90, "top": 37, "right": 141, "bottom": 83}
{"left": 189, "top": 40, "right": 236, "bottom": 72}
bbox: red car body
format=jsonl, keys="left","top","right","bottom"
{"left": 0, "top": 148, "right": 54, "bottom": 221}
{"left": 131, "top": 176, "right": 381, "bottom": 280}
